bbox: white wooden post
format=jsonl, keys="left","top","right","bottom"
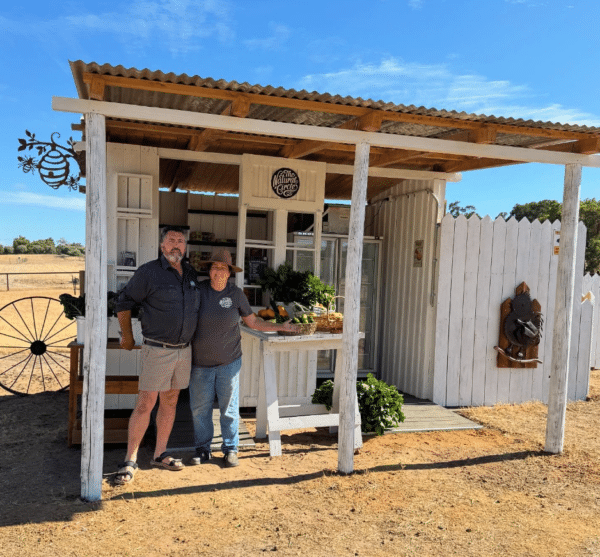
{"left": 338, "top": 141, "right": 370, "bottom": 474}
{"left": 81, "top": 112, "right": 108, "bottom": 500}
{"left": 545, "top": 164, "right": 581, "bottom": 454}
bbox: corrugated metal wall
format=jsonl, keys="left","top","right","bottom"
{"left": 368, "top": 179, "right": 446, "bottom": 400}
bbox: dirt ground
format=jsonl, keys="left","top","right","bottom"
{"left": 0, "top": 369, "right": 598, "bottom": 557}
{"left": 1, "top": 258, "right": 599, "bottom": 556}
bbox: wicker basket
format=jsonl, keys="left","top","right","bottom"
{"left": 314, "top": 296, "right": 344, "bottom": 334}
{"left": 278, "top": 322, "right": 317, "bottom": 336}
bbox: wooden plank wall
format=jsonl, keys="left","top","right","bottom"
{"left": 105, "top": 144, "right": 159, "bottom": 409}
{"left": 582, "top": 273, "right": 600, "bottom": 369}
{"left": 367, "top": 179, "right": 446, "bottom": 401}
{"left": 433, "top": 215, "right": 591, "bottom": 406}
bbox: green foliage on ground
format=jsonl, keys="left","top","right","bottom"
{"left": 312, "top": 373, "right": 405, "bottom": 436}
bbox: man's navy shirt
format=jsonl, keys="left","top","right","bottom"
{"left": 116, "top": 255, "right": 200, "bottom": 345}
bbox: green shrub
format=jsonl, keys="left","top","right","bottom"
{"left": 311, "top": 373, "right": 405, "bottom": 435}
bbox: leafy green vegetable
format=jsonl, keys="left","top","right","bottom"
{"left": 311, "top": 374, "right": 405, "bottom": 435}
{"left": 258, "top": 262, "right": 335, "bottom": 308}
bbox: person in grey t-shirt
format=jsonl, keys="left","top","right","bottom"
{"left": 189, "top": 249, "right": 298, "bottom": 467}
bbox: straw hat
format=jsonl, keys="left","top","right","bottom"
{"left": 201, "top": 249, "right": 243, "bottom": 273}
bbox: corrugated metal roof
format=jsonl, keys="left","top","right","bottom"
{"left": 66, "top": 60, "right": 600, "bottom": 198}
{"left": 69, "top": 60, "right": 600, "bottom": 135}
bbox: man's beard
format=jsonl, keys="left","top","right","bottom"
{"left": 165, "top": 249, "right": 183, "bottom": 264}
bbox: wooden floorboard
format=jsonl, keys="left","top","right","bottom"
{"left": 167, "top": 392, "right": 481, "bottom": 451}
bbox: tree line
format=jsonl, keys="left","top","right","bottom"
{"left": 448, "top": 199, "right": 600, "bottom": 274}
{"left": 0, "top": 236, "right": 84, "bottom": 257}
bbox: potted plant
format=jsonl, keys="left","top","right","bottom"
{"left": 257, "top": 262, "right": 336, "bottom": 316}
{"left": 59, "top": 292, "right": 143, "bottom": 344}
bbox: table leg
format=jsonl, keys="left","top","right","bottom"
{"left": 255, "top": 343, "right": 267, "bottom": 439}
{"left": 263, "top": 349, "right": 282, "bottom": 457}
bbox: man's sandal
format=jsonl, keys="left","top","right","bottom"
{"left": 150, "top": 452, "right": 184, "bottom": 471}
{"left": 114, "top": 461, "right": 138, "bottom": 485}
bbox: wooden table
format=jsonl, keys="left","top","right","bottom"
{"left": 68, "top": 341, "right": 140, "bottom": 446}
{"left": 241, "top": 327, "right": 364, "bottom": 457}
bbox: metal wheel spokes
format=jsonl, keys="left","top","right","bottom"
{"left": 0, "top": 297, "right": 76, "bottom": 395}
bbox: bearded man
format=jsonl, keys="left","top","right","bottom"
{"left": 113, "top": 226, "right": 200, "bottom": 485}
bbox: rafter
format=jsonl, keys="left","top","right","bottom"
{"left": 82, "top": 73, "right": 600, "bottom": 142}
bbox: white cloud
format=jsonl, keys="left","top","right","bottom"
{"left": 2, "top": 191, "right": 86, "bottom": 212}
{"left": 4, "top": 0, "right": 234, "bottom": 56}
{"left": 243, "top": 23, "right": 291, "bottom": 51}
{"left": 298, "top": 57, "right": 600, "bottom": 126}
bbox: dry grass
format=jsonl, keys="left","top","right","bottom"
{"left": 0, "top": 254, "right": 84, "bottom": 291}
{"left": 1, "top": 267, "right": 600, "bottom": 556}
{"left": 0, "top": 256, "right": 83, "bottom": 394}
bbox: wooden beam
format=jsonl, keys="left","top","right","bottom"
{"left": 545, "top": 164, "right": 582, "bottom": 454}
{"left": 53, "top": 98, "right": 600, "bottom": 167}
{"left": 81, "top": 73, "right": 599, "bottom": 142}
{"left": 81, "top": 112, "right": 108, "bottom": 502}
{"left": 88, "top": 77, "right": 106, "bottom": 101}
{"left": 357, "top": 111, "right": 383, "bottom": 132}
{"left": 229, "top": 97, "right": 252, "bottom": 118}
{"left": 339, "top": 141, "right": 370, "bottom": 474}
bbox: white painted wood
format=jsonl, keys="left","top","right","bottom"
{"left": 483, "top": 217, "right": 507, "bottom": 405}
{"left": 508, "top": 218, "right": 531, "bottom": 403}
{"left": 546, "top": 164, "right": 582, "bottom": 454}
{"left": 446, "top": 215, "right": 468, "bottom": 406}
{"left": 157, "top": 147, "right": 465, "bottom": 182}
{"left": 583, "top": 273, "right": 600, "bottom": 368}
{"left": 576, "top": 296, "right": 594, "bottom": 400}
{"left": 472, "top": 216, "right": 493, "bottom": 406}
{"left": 54, "top": 98, "right": 600, "bottom": 168}
{"left": 434, "top": 212, "right": 591, "bottom": 409}
{"left": 81, "top": 112, "right": 108, "bottom": 502}
{"left": 568, "top": 221, "right": 587, "bottom": 401}
{"left": 458, "top": 216, "right": 480, "bottom": 406}
{"left": 339, "top": 140, "right": 369, "bottom": 474}
{"left": 326, "top": 163, "right": 461, "bottom": 182}
{"left": 532, "top": 220, "right": 553, "bottom": 401}
{"left": 433, "top": 213, "right": 455, "bottom": 405}
{"left": 247, "top": 327, "right": 363, "bottom": 456}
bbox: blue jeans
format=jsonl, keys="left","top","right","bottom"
{"left": 189, "top": 357, "right": 241, "bottom": 454}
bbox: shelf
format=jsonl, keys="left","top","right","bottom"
{"left": 159, "top": 223, "right": 190, "bottom": 229}
{"left": 188, "top": 240, "right": 236, "bottom": 247}
{"left": 188, "top": 209, "right": 266, "bottom": 218}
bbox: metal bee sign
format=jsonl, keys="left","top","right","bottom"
{"left": 17, "top": 131, "right": 82, "bottom": 191}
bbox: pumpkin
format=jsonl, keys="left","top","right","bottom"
{"left": 277, "top": 305, "right": 289, "bottom": 318}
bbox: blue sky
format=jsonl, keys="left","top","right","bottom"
{"left": 1, "top": 0, "right": 599, "bottom": 247}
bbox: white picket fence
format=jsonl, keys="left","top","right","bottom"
{"left": 433, "top": 214, "right": 592, "bottom": 407}
{"left": 583, "top": 273, "right": 600, "bottom": 368}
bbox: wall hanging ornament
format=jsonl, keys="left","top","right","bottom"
{"left": 17, "top": 131, "right": 82, "bottom": 191}
{"left": 494, "top": 282, "right": 544, "bottom": 368}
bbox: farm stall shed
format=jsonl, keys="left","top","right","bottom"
{"left": 53, "top": 60, "right": 600, "bottom": 500}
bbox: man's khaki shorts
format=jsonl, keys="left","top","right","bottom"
{"left": 139, "top": 344, "right": 191, "bottom": 392}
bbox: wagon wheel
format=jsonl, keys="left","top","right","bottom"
{"left": 0, "top": 296, "right": 76, "bottom": 396}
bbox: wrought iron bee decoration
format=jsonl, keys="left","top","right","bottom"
{"left": 17, "top": 131, "right": 82, "bottom": 191}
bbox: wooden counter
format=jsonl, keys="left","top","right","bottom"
{"left": 68, "top": 341, "right": 140, "bottom": 446}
